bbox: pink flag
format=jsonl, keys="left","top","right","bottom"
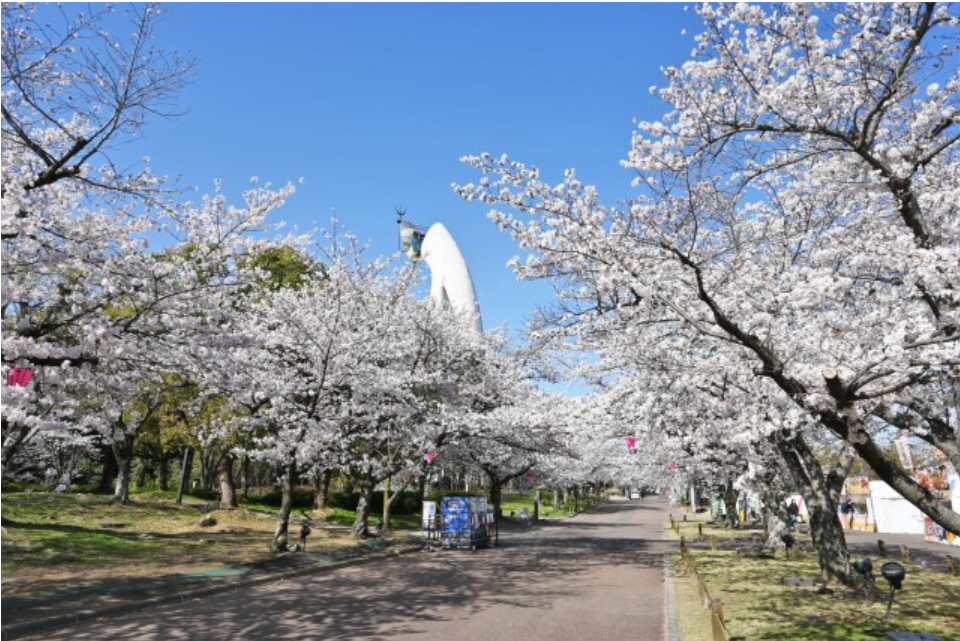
{"left": 424, "top": 452, "right": 435, "bottom": 464}
{"left": 6, "top": 368, "right": 34, "bottom": 387}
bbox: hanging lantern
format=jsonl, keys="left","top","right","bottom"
{"left": 424, "top": 452, "right": 435, "bottom": 464}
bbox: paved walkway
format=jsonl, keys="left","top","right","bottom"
{"left": 11, "top": 498, "right": 675, "bottom": 640}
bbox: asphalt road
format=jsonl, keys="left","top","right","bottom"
{"left": 35, "top": 498, "right": 672, "bottom": 641}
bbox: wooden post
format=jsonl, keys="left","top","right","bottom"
{"left": 683, "top": 513, "right": 688, "bottom": 522}
{"left": 680, "top": 535, "right": 688, "bottom": 555}
{"left": 698, "top": 523, "right": 704, "bottom": 539}
{"left": 710, "top": 600, "right": 725, "bottom": 641}
{"left": 946, "top": 555, "right": 959, "bottom": 577}
{"left": 900, "top": 544, "right": 911, "bottom": 565}
{"left": 877, "top": 539, "right": 887, "bottom": 558}
{"left": 698, "top": 573, "right": 713, "bottom": 608}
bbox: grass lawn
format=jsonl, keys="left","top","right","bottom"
{"left": 667, "top": 515, "right": 960, "bottom": 641}
{"left": 498, "top": 490, "right": 604, "bottom": 520}
{"left": 1, "top": 490, "right": 415, "bottom": 598}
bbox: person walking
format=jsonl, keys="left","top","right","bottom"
{"left": 787, "top": 499, "right": 800, "bottom": 526}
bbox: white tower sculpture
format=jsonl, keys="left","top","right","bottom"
{"left": 399, "top": 212, "right": 482, "bottom": 333}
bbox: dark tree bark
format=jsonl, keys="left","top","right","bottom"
{"left": 489, "top": 478, "right": 503, "bottom": 518}
{"left": 722, "top": 482, "right": 740, "bottom": 529}
{"left": 219, "top": 452, "right": 237, "bottom": 509}
{"left": 776, "top": 434, "right": 855, "bottom": 585}
{"left": 96, "top": 443, "right": 119, "bottom": 494}
{"left": 239, "top": 455, "right": 250, "bottom": 501}
{"left": 313, "top": 468, "right": 332, "bottom": 511}
{"left": 157, "top": 452, "right": 170, "bottom": 492}
{"left": 135, "top": 458, "right": 149, "bottom": 489}
{"left": 199, "top": 447, "right": 219, "bottom": 493}
{"left": 417, "top": 472, "right": 427, "bottom": 503}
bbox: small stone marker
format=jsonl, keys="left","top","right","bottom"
{"left": 900, "top": 544, "right": 911, "bottom": 565}
{"left": 781, "top": 575, "right": 816, "bottom": 587}
{"left": 698, "top": 523, "right": 704, "bottom": 539}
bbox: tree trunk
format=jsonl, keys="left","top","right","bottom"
{"left": 239, "top": 455, "right": 249, "bottom": 501}
{"left": 723, "top": 483, "right": 740, "bottom": 529}
{"left": 313, "top": 468, "right": 332, "bottom": 511}
{"left": 553, "top": 487, "right": 561, "bottom": 509}
{"left": 219, "top": 452, "right": 237, "bottom": 509}
{"left": 760, "top": 483, "right": 791, "bottom": 549}
{"left": 271, "top": 461, "right": 296, "bottom": 553}
{"left": 177, "top": 447, "right": 194, "bottom": 503}
{"left": 200, "top": 448, "right": 219, "bottom": 493}
{"left": 417, "top": 472, "right": 427, "bottom": 503}
{"left": 135, "top": 458, "right": 149, "bottom": 489}
{"left": 96, "top": 443, "right": 119, "bottom": 494}
{"left": 112, "top": 439, "right": 133, "bottom": 505}
{"left": 776, "top": 434, "right": 855, "bottom": 585}
{"left": 352, "top": 480, "right": 374, "bottom": 539}
{"left": 157, "top": 452, "right": 170, "bottom": 492}
{"left": 382, "top": 475, "right": 392, "bottom": 534}
{"left": 488, "top": 477, "right": 503, "bottom": 518}
{"left": 0, "top": 420, "right": 31, "bottom": 474}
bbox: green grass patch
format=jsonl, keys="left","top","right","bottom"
{"left": 498, "top": 491, "right": 603, "bottom": 519}
{"left": 0, "top": 491, "right": 353, "bottom": 598}
{"left": 673, "top": 546, "right": 960, "bottom": 640}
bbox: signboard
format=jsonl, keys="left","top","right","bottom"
{"left": 422, "top": 501, "right": 437, "bottom": 531}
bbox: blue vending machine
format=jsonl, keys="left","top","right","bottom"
{"left": 440, "top": 496, "right": 489, "bottom": 551}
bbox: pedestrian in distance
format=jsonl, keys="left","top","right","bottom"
{"left": 787, "top": 499, "right": 800, "bottom": 526}
{"left": 299, "top": 521, "right": 312, "bottom": 551}
{"left": 840, "top": 497, "right": 853, "bottom": 529}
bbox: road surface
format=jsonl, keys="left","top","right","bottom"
{"left": 35, "top": 498, "right": 673, "bottom": 640}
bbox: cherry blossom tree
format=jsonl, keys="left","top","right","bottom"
{"left": 458, "top": 2, "right": 959, "bottom": 584}
{"left": 2, "top": 5, "right": 310, "bottom": 511}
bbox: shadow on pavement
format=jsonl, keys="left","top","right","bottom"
{"left": 47, "top": 501, "right": 670, "bottom": 640}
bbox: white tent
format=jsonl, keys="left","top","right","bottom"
{"left": 868, "top": 481, "right": 926, "bottom": 535}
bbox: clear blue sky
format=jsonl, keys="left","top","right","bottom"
{"left": 116, "top": 3, "right": 703, "bottom": 336}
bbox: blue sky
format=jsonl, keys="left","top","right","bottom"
{"left": 113, "top": 3, "right": 703, "bottom": 336}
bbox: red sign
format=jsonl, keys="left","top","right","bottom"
{"left": 6, "top": 368, "right": 34, "bottom": 387}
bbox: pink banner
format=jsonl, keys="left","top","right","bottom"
{"left": 6, "top": 368, "right": 34, "bottom": 387}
